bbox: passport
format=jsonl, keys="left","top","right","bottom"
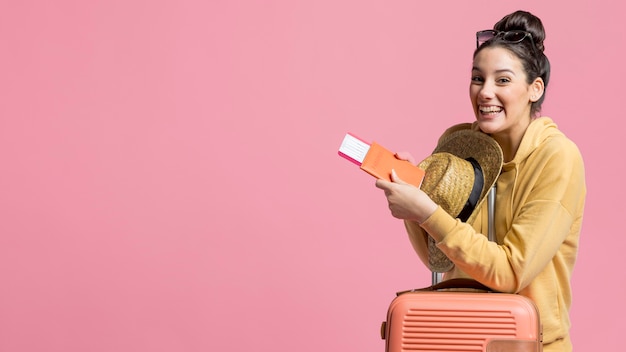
{"left": 338, "top": 133, "right": 425, "bottom": 188}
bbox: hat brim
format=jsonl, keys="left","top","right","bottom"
{"left": 432, "top": 129, "right": 503, "bottom": 224}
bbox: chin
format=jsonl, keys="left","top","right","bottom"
{"left": 475, "top": 120, "right": 500, "bottom": 135}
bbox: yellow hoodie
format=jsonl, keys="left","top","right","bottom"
{"left": 405, "top": 117, "right": 586, "bottom": 350}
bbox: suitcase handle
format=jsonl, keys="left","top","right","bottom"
{"left": 397, "top": 278, "right": 492, "bottom": 296}
{"left": 428, "top": 278, "right": 492, "bottom": 291}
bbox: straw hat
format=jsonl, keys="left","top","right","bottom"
{"left": 418, "top": 129, "right": 503, "bottom": 272}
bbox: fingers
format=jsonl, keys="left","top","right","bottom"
{"left": 375, "top": 178, "right": 392, "bottom": 190}
{"left": 394, "top": 151, "right": 417, "bottom": 165}
{"left": 376, "top": 170, "right": 409, "bottom": 193}
{"left": 390, "top": 169, "right": 408, "bottom": 185}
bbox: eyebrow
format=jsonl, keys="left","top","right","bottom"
{"left": 472, "top": 66, "right": 517, "bottom": 75}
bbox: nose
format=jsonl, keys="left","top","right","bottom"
{"left": 478, "top": 81, "right": 496, "bottom": 100}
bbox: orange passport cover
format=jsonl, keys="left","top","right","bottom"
{"left": 361, "top": 142, "right": 425, "bottom": 188}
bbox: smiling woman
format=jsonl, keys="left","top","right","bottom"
{"left": 375, "top": 10, "right": 586, "bottom": 352}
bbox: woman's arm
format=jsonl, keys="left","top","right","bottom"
{"left": 404, "top": 220, "right": 431, "bottom": 267}
{"left": 422, "top": 138, "right": 585, "bottom": 293}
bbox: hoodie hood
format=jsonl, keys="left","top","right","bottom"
{"left": 471, "top": 116, "right": 563, "bottom": 228}
{"left": 508, "top": 117, "right": 560, "bottom": 166}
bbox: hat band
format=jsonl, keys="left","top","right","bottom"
{"left": 457, "top": 158, "right": 484, "bottom": 222}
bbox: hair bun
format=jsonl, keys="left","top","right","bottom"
{"left": 494, "top": 10, "right": 546, "bottom": 52}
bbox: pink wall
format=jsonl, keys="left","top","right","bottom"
{"left": 1, "top": 1, "right": 624, "bottom": 351}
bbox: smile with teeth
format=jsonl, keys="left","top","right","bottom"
{"left": 479, "top": 105, "right": 503, "bottom": 114}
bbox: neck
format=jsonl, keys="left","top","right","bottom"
{"left": 491, "top": 120, "right": 531, "bottom": 162}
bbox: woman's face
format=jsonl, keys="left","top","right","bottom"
{"left": 469, "top": 47, "right": 539, "bottom": 141}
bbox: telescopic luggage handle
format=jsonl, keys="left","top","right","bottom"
{"left": 432, "top": 185, "right": 496, "bottom": 285}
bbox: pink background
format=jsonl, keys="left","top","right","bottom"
{"left": 1, "top": 1, "right": 624, "bottom": 351}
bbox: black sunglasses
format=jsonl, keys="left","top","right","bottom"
{"left": 476, "top": 30, "right": 537, "bottom": 54}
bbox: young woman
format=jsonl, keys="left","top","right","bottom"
{"left": 375, "top": 10, "right": 586, "bottom": 351}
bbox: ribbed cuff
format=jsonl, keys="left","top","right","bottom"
{"left": 419, "top": 206, "right": 459, "bottom": 243}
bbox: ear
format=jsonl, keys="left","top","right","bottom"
{"left": 529, "top": 77, "right": 545, "bottom": 102}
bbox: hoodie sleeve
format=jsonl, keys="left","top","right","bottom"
{"left": 404, "top": 220, "right": 431, "bottom": 266}
{"left": 419, "top": 133, "right": 586, "bottom": 293}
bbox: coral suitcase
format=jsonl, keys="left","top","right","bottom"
{"left": 380, "top": 188, "right": 543, "bottom": 352}
{"left": 380, "top": 280, "right": 542, "bottom": 352}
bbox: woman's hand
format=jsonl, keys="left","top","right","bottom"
{"left": 394, "top": 151, "right": 417, "bottom": 165}
{"left": 375, "top": 170, "right": 438, "bottom": 223}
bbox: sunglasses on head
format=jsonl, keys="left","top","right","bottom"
{"left": 476, "top": 30, "right": 537, "bottom": 54}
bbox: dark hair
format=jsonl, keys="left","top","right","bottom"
{"left": 474, "top": 10, "right": 551, "bottom": 115}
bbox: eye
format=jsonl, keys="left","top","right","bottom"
{"left": 497, "top": 77, "right": 512, "bottom": 84}
{"left": 471, "top": 75, "right": 484, "bottom": 83}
